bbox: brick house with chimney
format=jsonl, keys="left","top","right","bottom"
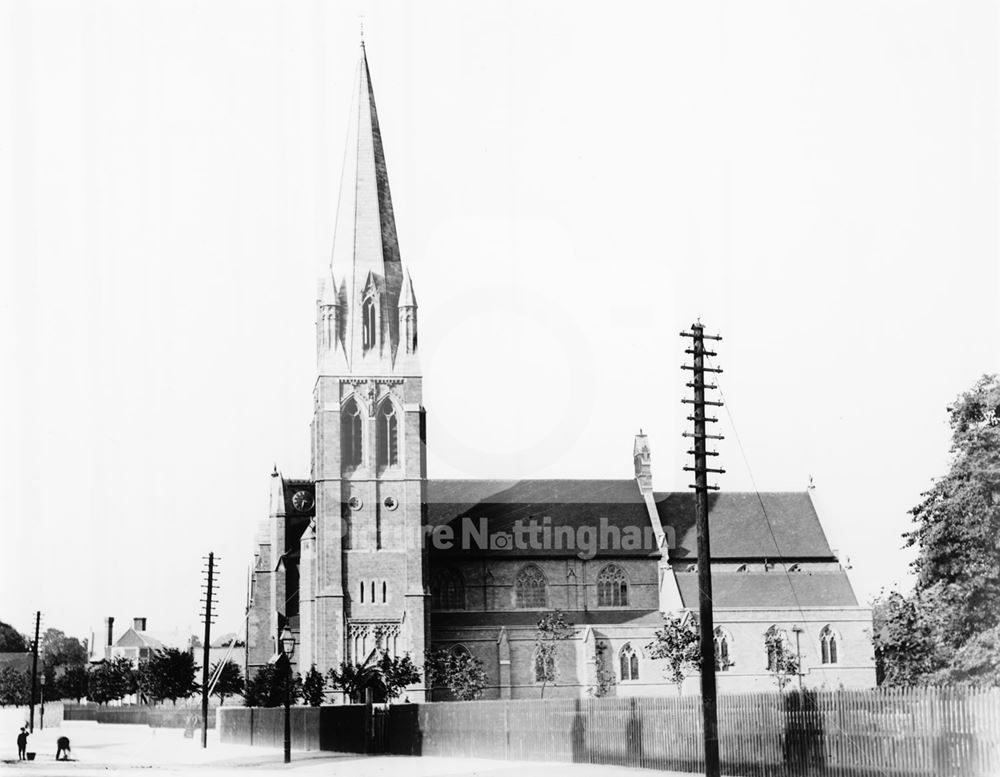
{"left": 244, "top": 43, "right": 875, "bottom": 700}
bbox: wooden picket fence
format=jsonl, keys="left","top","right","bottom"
{"left": 219, "top": 687, "right": 1000, "bottom": 777}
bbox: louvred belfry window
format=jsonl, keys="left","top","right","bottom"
{"left": 342, "top": 398, "right": 363, "bottom": 468}
{"left": 377, "top": 402, "right": 399, "bottom": 468}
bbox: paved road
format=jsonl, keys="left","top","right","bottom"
{"left": 1, "top": 722, "right": 709, "bottom": 777}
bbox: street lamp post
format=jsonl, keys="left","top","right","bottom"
{"left": 273, "top": 627, "right": 295, "bottom": 764}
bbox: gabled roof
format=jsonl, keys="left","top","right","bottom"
{"left": 425, "top": 480, "right": 837, "bottom": 562}
{"left": 426, "top": 479, "right": 658, "bottom": 559}
{"left": 654, "top": 492, "right": 835, "bottom": 560}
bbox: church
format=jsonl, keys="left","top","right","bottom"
{"left": 245, "top": 43, "right": 875, "bottom": 699}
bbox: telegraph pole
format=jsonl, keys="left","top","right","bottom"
{"left": 681, "top": 322, "right": 724, "bottom": 777}
{"left": 200, "top": 553, "right": 218, "bottom": 748}
{"left": 28, "top": 611, "right": 40, "bottom": 733}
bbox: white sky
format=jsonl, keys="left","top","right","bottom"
{"left": 1, "top": 1, "right": 997, "bottom": 645}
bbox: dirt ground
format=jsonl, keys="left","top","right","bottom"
{"left": 0, "top": 721, "right": 710, "bottom": 777}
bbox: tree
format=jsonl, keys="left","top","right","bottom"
{"left": 209, "top": 660, "right": 245, "bottom": 705}
{"left": 533, "top": 610, "right": 575, "bottom": 698}
{"left": 40, "top": 629, "right": 88, "bottom": 670}
{"left": 244, "top": 664, "right": 301, "bottom": 707}
{"left": 59, "top": 665, "right": 90, "bottom": 703}
{"left": 138, "top": 648, "right": 198, "bottom": 705}
{"left": 647, "top": 612, "right": 701, "bottom": 694}
{"left": 0, "top": 667, "right": 29, "bottom": 706}
{"left": 587, "top": 640, "right": 617, "bottom": 698}
{"left": 88, "top": 657, "right": 134, "bottom": 705}
{"left": 0, "top": 621, "right": 30, "bottom": 653}
{"left": 376, "top": 653, "right": 421, "bottom": 701}
{"left": 327, "top": 661, "right": 380, "bottom": 703}
{"left": 874, "top": 375, "right": 1000, "bottom": 685}
{"left": 424, "top": 648, "right": 488, "bottom": 701}
{"left": 764, "top": 628, "right": 800, "bottom": 691}
{"left": 301, "top": 665, "right": 326, "bottom": 706}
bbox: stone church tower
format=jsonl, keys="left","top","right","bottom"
{"left": 301, "top": 41, "right": 427, "bottom": 691}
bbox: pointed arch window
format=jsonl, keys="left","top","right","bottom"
{"left": 341, "top": 398, "right": 363, "bottom": 468}
{"left": 820, "top": 625, "right": 839, "bottom": 665}
{"left": 431, "top": 568, "right": 465, "bottom": 610}
{"left": 515, "top": 565, "right": 547, "bottom": 609}
{"left": 362, "top": 297, "right": 376, "bottom": 351}
{"left": 596, "top": 564, "right": 629, "bottom": 607}
{"left": 377, "top": 401, "right": 400, "bottom": 468}
{"left": 714, "top": 627, "right": 732, "bottom": 671}
{"left": 619, "top": 643, "right": 639, "bottom": 681}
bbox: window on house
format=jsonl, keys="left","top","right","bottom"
{"left": 714, "top": 627, "right": 732, "bottom": 671}
{"left": 619, "top": 644, "right": 639, "bottom": 681}
{"left": 377, "top": 401, "right": 399, "bottom": 468}
{"left": 431, "top": 568, "right": 465, "bottom": 610}
{"left": 362, "top": 297, "right": 376, "bottom": 351}
{"left": 820, "top": 625, "right": 839, "bottom": 664}
{"left": 341, "top": 398, "right": 363, "bottom": 468}
{"left": 596, "top": 564, "right": 629, "bottom": 607}
{"left": 515, "top": 565, "right": 547, "bottom": 608}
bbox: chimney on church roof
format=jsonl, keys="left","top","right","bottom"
{"left": 634, "top": 430, "right": 653, "bottom": 494}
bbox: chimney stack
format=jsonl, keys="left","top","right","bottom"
{"left": 133, "top": 617, "right": 147, "bottom": 631}
{"left": 633, "top": 430, "right": 653, "bottom": 494}
{"left": 105, "top": 617, "right": 114, "bottom": 647}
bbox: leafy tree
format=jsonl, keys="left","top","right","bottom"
{"left": 327, "top": 661, "right": 380, "bottom": 703}
{"left": 138, "top": 648, "right": 198, "bottom": 705}
{"left": 244, "top": 664, "right": 301, "bottom": 707}
{"left": 533, "top": 610, "right": 575, "bottom": 698}
{"left": 647, "top": 612, "right": 701, "bottom": 694}
{"left": 301, "top": 665, "right": 326, "bottom": 706}
{"left": 764, "top": 628, "right": 800, "bottom": 691}
{"left": 59, "top": 665, "right": 90, "bottom": 703}
{"left": 874, "top": 375, "right": 1000, "bottom": 685}
{"left": 40, "top": 629, "right": 88, "bottom": 670}
{"left": 587, "top": 640, "right": 617, "bottom": 698}
{"left": 0, "top": 621, "right": 30, "bottom": 652}
{"left": 209, "top": 660, "right": 245, "bottom": 705}
{"left": 376, "top": 653, "right": 421, "bottom": 701}
{"left": 87, "top": 657, "right": 134, "bottom": 705}
{"left": 424, "top": 648, "right": 487, "bottom": 701}
{"left": 0, "top": 667, "right": 29, "bottom": 706}
{"left": 41, "top": 665, "right": 60, "bottom": 701}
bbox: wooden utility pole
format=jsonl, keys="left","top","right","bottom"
{"left": 28, "top": 611, "right": 40, "bottom": 733}
{"left": 200, "top": 553, "right": 217, "bottom": 748}
{"left": 681, "top": 322, "right": 724, "bottom": 777}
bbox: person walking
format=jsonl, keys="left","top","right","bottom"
{"left": 16, "top": 727, "right": 28, "bottom": 760}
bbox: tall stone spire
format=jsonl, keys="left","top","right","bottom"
{"left": 324, "top": 41, "right": 409, "bottom": 373}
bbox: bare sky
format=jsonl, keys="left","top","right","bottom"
{"left": 1, "top": 0, "right": 997, "bottom": 645}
